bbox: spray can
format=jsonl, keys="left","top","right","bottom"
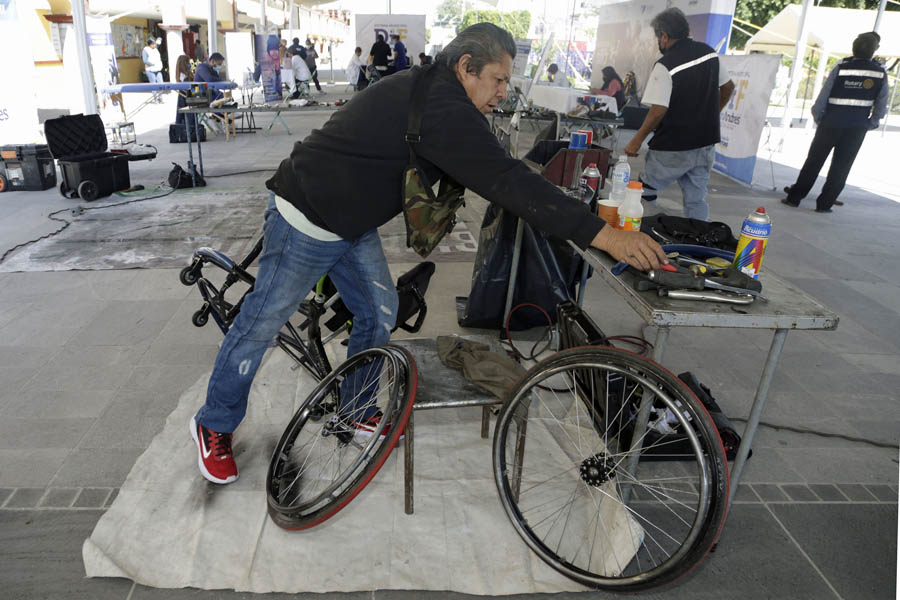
{"left": 733, "top": 207, "right": 772, "bottom": 279}
{"left": 580, "top": 162, "right": 601, "bottom": 204}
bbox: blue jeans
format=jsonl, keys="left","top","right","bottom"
{"left": 641, "top": 145, "right": 716, "bottom": 221}
{"left": 195, "top": 194, "right": 398, "bottom": 433}
{"left": 145, "top": 70, "right": 162, "bottom": 84}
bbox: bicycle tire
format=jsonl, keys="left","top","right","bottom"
{"left": 492, "top": 346, "right": 728, "bottom": 591}
{"left": 266, "top": 344, "right": 417, "bottom": 530}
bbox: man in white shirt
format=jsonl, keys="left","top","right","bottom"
{"left": 346, "top": 47, "right": 366, "bottom": 91}
{"left": 141, "top": 37, "right": 164, "bottom": 103}
{"left": 624, "top": 8, "right": 734, "bottom": 220}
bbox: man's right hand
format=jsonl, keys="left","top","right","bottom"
{"left": 590, "top": 224, "right": 667, "bottom": 272}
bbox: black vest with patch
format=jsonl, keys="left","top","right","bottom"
{"left": 649, "top": 39, "right": 722, "bottom": 152}
{"left": 821, "top": 57, "right": 886, "bottom": 129}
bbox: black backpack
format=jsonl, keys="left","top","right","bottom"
{"left": 167, "top": 163, "right": 206, "bottom": 189}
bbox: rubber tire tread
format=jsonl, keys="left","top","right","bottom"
{"left": 492, "top": 345, "right": 729, "bottom": 592}
{"left": 266, "top": 344, "right": 417, "bottom": 530}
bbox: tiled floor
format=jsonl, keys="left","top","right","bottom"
{"left": 0, "top": 90, "right": 896, "bottom": 599}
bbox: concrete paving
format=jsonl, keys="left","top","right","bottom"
{"left": 0, "top": 83, "right": 896, "bottom": 599}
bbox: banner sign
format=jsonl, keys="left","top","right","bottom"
{"left": 0, "top": 0, "right": 40, "bottom": 143}
{"left": 355, "top": 14, "right": 426, "bottom": 66}
{"left": 255, "top": 33, "right": 283, "bottom": 103}
{"left": 512, "top": 38, "right": 532, "bottom": 76}
{"left": 591, "top": 0, "right": 735, "bottom": 95}
{"left": 713, "top": 54, "right": 779, "bottom": 185}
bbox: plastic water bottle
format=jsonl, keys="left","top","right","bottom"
{"left": 617, "top": 181, "right": 644, "bottom": 231}
{"left": 733, "top": 207, "right": 772, "bottom": 279}
{"left": 610, "top": 155, "right": 631, "bottom": 204}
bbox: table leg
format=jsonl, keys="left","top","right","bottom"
{"left": 185, "top": 117, "right": 196, "bottom": 187}
{"left": 194, "top": 116, "right": 204, "bottom": 177}
{"left": 621, "top": 326, "right": 670, "bottom": 503}
{"left": 727, "top": 328, "right": 788, "bottom": 507}
{"left": 502, "top": 218, "right": 525, "bottom": 328}
{"left": 404, "top": 410, "right": 415, "bottom": 515}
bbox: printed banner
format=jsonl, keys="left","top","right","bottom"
{"left": 255, "top": 33, "right": 283, "bottom": 103}
{"left": 0, "top": 0, "right": 40, "bottom": 143}
{"left": 713, "top": 54, "right": 779, "bottom": 185}
{"left": 355, "top": 14, "right": 426, "bottom": 67}
{"left": 591, "top": 0, "right": 736, "bottom": 95}
{"left": 512, "top": 38, "right": 532, "bottom": 76}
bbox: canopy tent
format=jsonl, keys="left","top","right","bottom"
{"left": 745, "top": 4, "right": 900, "bottom": 58}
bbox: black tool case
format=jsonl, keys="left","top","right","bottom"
{"left": 0, "top": 144, "right": 57, "bottom": 192}
{"left": 44, "top": 114, "right": 137, "bottom": 201}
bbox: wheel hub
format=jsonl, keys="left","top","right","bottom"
{"left": 321, "top": 415, "right": 353, "bottom": 444}
{"left": 579, "top": 453, "right": 615, "bottom": 487}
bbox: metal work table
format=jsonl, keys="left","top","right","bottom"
{"left": 176, "top": 103, "right": 338, "bottom": 184}
{"left": 570, "top": 244, "right": 839, "bottom": 508}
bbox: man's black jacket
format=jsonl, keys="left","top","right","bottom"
{"left": 266, "top": 63, "right": 606, "bottom": 248}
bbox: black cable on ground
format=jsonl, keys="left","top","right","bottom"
{"left": 730, "top": 417, "right": 898, "bottom": 450}
{"left": 0, "top": 184, "right": 177, "bottom": 265}
{"left": 203, "top": 168, "right": 276, "bottom": 178}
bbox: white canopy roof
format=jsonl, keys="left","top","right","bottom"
{"left": 745, "top": 4, "right": 900, "bottom": 58}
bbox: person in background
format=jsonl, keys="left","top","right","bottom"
{"left": 418, "top": 52, "right": 432, "bottom": 65}
{"left": 194, "top": 40, "right": 207, "bottom": 63}
{"left": 544, "top": 63, "right": 568, "bottom": 86}
{"left": 279, "top": 39, "right": 293, "bottom": 92}
{"left": 346, "top": 46, "right": 366, "bottom": 91}
{"left": 174, "top": 55, "right": 194, "bottom": 126}
{"left": 290, "top": 37, "right": 305, "bottom": 57}
{"left": 142, "top": 37, "right": 164, "bottom": 103}
{"left": 595, "top": 66, "right": 626, "bottom": 112}
{"left": 624, "top": 7, "right": 734, "bottom": 221}
{"left": 782, "top": 32, "right": 888, "bottom": 213}
{"left": 390, "top": 33, "right": 408, "bottom": 72}
{"left": 291, "top": 46, "right": 312, "bottom": 98}
{"left": 305, "top": 39, "right": 323, "bottom": 93}
{"left": 368, "top": 34, "right": 391, "bottom": 82}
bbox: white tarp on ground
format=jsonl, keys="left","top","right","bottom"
{"left": 82, "top": 346, "right": 639, "bottom": 595}
{"left": 744, "top": 5, "right": 900, "bottom": 57}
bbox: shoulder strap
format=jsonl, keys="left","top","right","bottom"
{"left": 405, "top": 64, "right": 437, "bottom": 162}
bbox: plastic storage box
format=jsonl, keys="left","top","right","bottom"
{"left": 44, "top": 114, "right": 132, "bottom": 201}
{"left": 0, "top": 144, "right": 57, "bottom": 192}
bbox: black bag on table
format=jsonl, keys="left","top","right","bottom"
{"left": 640, "top": 214, "right": 738, "bottom": 252}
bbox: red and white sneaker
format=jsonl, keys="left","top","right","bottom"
{"left": 190, "top": 417, "right": 238, "bottom": 484}
{"left": 349, "top": 411, "right": 403, "bottom": 440}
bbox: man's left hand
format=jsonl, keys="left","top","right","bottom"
{"left": 624, "top": 137, "right": 641, "bottom": 157}
{"left": 590, "top": 225, "right": 667, "bottom": 272}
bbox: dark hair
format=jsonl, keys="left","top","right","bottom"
{"left": 292, "top": 37, "right": 300, "bottom": 45}
{"left": 547, "top": 63, "right": 559, "bottom": 74}
{"left": 852, "top": 32, "right": 880, "bottom": 59}
{"left": 376, "top": 34, "right": 385, "bottom": 42}
{"left": 651, "top": 7, "right": 690, "bottom": 40}
{"left": 147, "top": 38, "right": 156, "bottom": 46}
{"left": 601, "top": 66, "right": 622, "bottom": 85}
{"left": 419, "top": 52, "right": 426, "bottom": 58}
{"left": 436, "top": 22, "right": 516, "bottom": 76}
{"left": 391, "top": 34, "right": 400, "bottom": 40}
{"left": 355, "top": 46, "right": 362, "bottom": 53}
{"left": 209, "top": 52, "right": 225, "bottom": 63}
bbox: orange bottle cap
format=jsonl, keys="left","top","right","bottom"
{"left": 627, "top": 181, "right": 643, "bottom": 190}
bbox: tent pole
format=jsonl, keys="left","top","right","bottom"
{"left": 806, "top": 44, "right": 830, "bottom": 129}
{"left": 208, "top": 0, "right": 217, "bottom": 55}
{"left": 874, "top": 0, "right": 888, "bottom": 34}
{"left": 71, "top": 0, "right": 98, "bottom": 115}
{"left": 780, "top": 0, "right": 813, "bottom": 130}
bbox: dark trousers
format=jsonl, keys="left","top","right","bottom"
{"left": 787, "top": 125, "right": 868, "bottom": 210}
{"left": 310, "top": 69, "right": 322, "bottom": 91}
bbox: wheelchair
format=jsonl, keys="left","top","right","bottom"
{"left": 180, "top": 238, "right": 728, "bottom": 591}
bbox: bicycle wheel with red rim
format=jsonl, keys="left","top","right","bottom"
{"left": 492, "top": 346, "right": 728, "bottom": 591}
{"left": 266, "top": 344, "right": 417, "bottom": 529}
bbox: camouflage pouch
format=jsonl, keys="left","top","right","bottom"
{"left": 400, "top": 63, "right": 467, "bottom": 258}
{"left": 401, "top": 165, "right": 465, "bottom": 258}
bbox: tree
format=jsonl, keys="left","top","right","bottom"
{"left": 436, "top": 0, "right": 463, "bottom": 28}
{"left": 459, "top": 10, "right": 531, "bottom": 39}
{"left": 730, "top": 0, "right": 893, "bottom": 49}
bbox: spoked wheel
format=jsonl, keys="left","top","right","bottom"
{"left": 493, "top": 347, "right": 728, "bottom": 591}
{"left": 266, "top": 344, "right": 417, "bottom": 530}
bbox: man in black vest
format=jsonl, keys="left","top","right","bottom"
{"left": 782, "top": 32, "right": 888, "bottom": 213}
{"left": 624, "top": 7, "right": 734, "bottom": 221}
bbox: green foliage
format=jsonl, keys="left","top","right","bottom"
{"left": 436, "top": 0, "right": 462, "bottom": 28}
{"left": 459, "top": 10, "right": 531, "bottom": 39}
{"left": 730, "top": 0, "right": 893, "bottom": 50}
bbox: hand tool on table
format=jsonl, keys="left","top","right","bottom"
{"left": 647, "top": 265, "right": 768, "bottom": 301}
{"left": 658, "top": 289, "right": 755, "bottom": 304}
